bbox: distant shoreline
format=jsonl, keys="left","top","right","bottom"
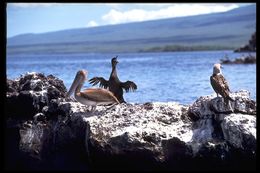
{"left": 138, "top": 45, "right": 237, "bottom": 53}
{"left": 7, "top": 45, "right": 241, "bottom": 55}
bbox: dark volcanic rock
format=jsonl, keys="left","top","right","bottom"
{"left": 220, "top": 54, "right": 256, "bottom": 64}
{"left": 7, "top": 79, "right": 19, "bottom": 92}
{"left": 188, "top": 90, "right": 256, "bottom": 120}
{"left": 5, "top": 73, "right": 256, "bottom": 171}
{"left": 6, "top": 72, "right": 67, "bottom": 119}
{"left": 234, "top": 32, "right": 256, "bottom": 52}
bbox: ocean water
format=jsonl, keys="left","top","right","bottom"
{"left": 6, "top": 51, "right": 256, "bottom": 105}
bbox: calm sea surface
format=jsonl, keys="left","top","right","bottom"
{"left": 7, "top": 51, "right": 256, "bottom": 104}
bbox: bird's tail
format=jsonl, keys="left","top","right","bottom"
{"left": 223, "top": 90, "right": 234, "bottom": 102}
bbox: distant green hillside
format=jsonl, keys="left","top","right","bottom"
{"left": 7, "top": 5, "right": 256, "bottom": 54}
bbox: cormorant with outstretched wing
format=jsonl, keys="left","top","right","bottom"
{"left": 89, "top": 56, "right": 137, "bottom": 103}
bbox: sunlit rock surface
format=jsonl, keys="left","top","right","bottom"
{"left": 5, "top": 73, "right": 256, "bottom": 171}
{"left": 221, "top": 113, "right": 256, "bottom": 151}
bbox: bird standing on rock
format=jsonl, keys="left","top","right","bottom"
{"left": 89, "top": 56, "right": 137, "bottom": 103}
{"left": 66, "top": 70, "right": 119, "bottom": 112}
{"left": 210, "top": 63, "right": 234, "bottom": 111}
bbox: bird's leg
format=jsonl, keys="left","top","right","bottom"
{"left": 217, "top": 93, "right": 219, "bottom": 98}
{"left": 107, "top": 103, "right": 117, "bottom": 110}
{"left": 103, "top": 103, "right": 117, "bottom": 114}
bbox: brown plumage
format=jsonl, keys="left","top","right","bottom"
{"left": 210, "top": 63, "right": 234, "bottom": 106}
{"left": 89, "top": 56, "right": 137, "bottom": 103}
{"left": 66, "top": 70, "right": 119, "bottom": 112}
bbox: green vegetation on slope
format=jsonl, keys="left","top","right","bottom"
{"left": 139, "top": 45, "right": 237, "bottom": 52}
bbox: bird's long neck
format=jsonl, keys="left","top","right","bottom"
{"left": 74, "top": 77, "right": 84, "bottom": 97}
{"left": 111, "top": 64, "right": 118, "bottom": 78}
{"left": 76, "top": 79, "right": 84, "bottom": 92}
{"left": 67, "top": 72, "right": 87, "bottom": 98}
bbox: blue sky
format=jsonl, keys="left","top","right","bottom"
{"left": 7, "top": 3, "right": 253, "bottom": 38}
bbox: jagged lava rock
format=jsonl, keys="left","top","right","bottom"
{"left": 221, "top": 113, "right": 256, "bottom": 152}
{"left": 8, "top": 101, "right": 90, "bottom": 170}
{"left": 83, "top": 102, "right": 192, "bottom": 169}
{"left": 186, "top": 90, "right": 256, "bottom": 168}
{"left": 6, "top": 72, "right": 67, "bottom": 119}
{"left": 5, "top": 73, "right": 256, "bottom": 170}
{"left": 188, "top": 90, "right": 256, "bottom": 121}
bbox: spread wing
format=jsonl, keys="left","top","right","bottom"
{"left": 80, "top": 88, "right": 119, "bottom": 103}
{"left": 89, "top": 77, "right": 109, "bottom": 89}
{"left": 210, "top": 74, "right": 230, "bottom": 96}
{"left": 120, "top": 81, "right": 137, "bottom": 92}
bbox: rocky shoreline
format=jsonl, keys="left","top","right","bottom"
{"left": 234, "top": 32, "right": 256, "bottom": 52}
{"left": 5, "top": 72, "right": 256, "bottom": 170}
{"left": 220, "top": 54, "right": 256, "bottom": 64}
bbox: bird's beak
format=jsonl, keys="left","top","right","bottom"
{"left": 115, "top": 57, "right": 119, "bottom": 64}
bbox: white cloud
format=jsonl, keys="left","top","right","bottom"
{"left": 86, "top": 20, "right": 99, "bottom": 27}
{"left": 102, "top": 4, "right": 239, "bottom": 25}
{"left": 8, "top": 3, "right": 59, "bottom": 8}
{"left": 135, "top": 3, "right": 173, "bottom": 7}
{"left": 104, "top": 3, "right": 122, "bottom": 9}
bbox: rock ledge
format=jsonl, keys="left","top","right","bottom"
{"left": 5, "top": 73, "right": 256, "bottom": 170}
